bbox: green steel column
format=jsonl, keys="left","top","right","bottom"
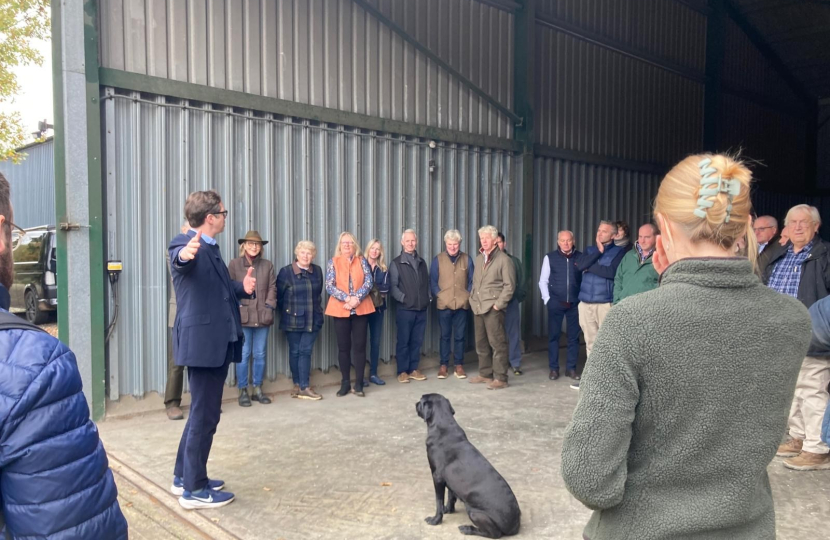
{"left": 514, "top": 0, "right": 536, "bottom": 338}
{"left": 51, "top": 0, "right": 107, "bottom": 420}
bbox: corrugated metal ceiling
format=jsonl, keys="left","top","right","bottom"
{"left": 729, "top": 0, "right": 830, "bottom": 100}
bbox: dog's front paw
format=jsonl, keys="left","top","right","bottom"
{"left": 425, "top": 515, "right": 443, "bottom": 526}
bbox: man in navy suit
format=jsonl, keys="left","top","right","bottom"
{"left": 168, "top": 190, "right": 256, "bottom": 509}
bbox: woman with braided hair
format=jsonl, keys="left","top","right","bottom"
{"left": 561, "top": 154, "right": 812, "bottom": 540}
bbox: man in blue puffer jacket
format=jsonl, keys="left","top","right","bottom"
{"left": 572, "top": 220, "right": 625, "bottom": 390}
{"left": 0, "top": 173, "right": 128, "bottom": 538}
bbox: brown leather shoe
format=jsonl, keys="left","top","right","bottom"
{"left": 454, "top": 365, "right": 467, "bottom": 379}
{"left": 549, "top": 370, "right": 560, "bottom": 380}
{"left": 298, "top": 387, "right": 323, "bottom": 401}
{"left": 468, "top": 376, "right": 494, "bottom": 384}
{"left": 290, "top": 384, "right": 300, "bottom": 398}
{"left": 437, "top": 365, "right": 448, "bottom": 379}
{"left": 410, "top": 370, "right": 427, "bottom": 381}
{"left": 487, "top": 379, "right": 509, "bottom": 390}
{"left": 166, "top": 406, "right": 184, "bottom": 421}
{"left": 776, "top": 438, "right": 803, "bottom": 457}
{"left": 783, "top": 450, "right": 830, "bottom": 470}
{"left": 397, "top": 372, "right": 410, "bottom": 383}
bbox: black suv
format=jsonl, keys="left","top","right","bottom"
{"left": 11, "top": 225, "right": 57, "bottom": 323}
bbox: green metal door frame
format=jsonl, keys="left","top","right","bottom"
{"left": 51, "top": 0, "right": 107, "bottom": 420}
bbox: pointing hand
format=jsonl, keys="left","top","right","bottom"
{"left": 179, "top": 231, "right": 202, "bottom": 261}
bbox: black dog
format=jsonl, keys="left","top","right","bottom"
{"left": 416, "top": 393, "right": 521, "bottom": 538}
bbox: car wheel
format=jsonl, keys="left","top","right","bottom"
{"left": 24, "top": 289, "right": 48, "bottom": 325}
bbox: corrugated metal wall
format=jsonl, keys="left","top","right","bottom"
{"left": 529, "top": 156, "right": 661, "bottom": 337}
{"left": 99, "top": 0, "right": 514, "bottom": 139}
{"left": 103, "top": 88, "right": 522, "bottom": 398}
{"left": 0, "top": 140, "right": 56, "bottom": 229}
{"left": 717, "top": 18, "right": 808, "bottom": 192}
{"left": 533, "top": 0, "right": 706, "bottom": 166}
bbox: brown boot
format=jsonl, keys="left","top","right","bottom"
{"left": 487, "top": 379, "right": 509, "bottom": 390}
{"left": 437, "top": 366, "right": 448, "bottom": 379}
{"left": 783, "top": 450, "right": 830, "bottom": 471}
{"left": 468, "top": 375, "right": 493, "bottom": 384}
{"left": 776, "top": 438, "right": 803, "bottom": 457}
{"left": 410, "top": 370, "right": 427, "bottom": 381}
{"left": 397, "top": 372, "right": 410, "bottom": 383}
{"left": 454, "top": 365, "right": 467, "bottom": 379}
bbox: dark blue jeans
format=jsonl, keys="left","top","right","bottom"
{"left": 505, "top": 299, "right": 522, "bottom": 368}
{"left": 438, "top": 308, "right": 467, "bottom": 366}
{"left": 396, "top": 308, "right": 427, "bottom": 374}
{"left": 174, "top": 344, "right": 232, "bottom": 492}
{"left": 548, "top": 300, "right": 581, "bottom": 371}
{"left": 367, "top": 309, "right": 385, "bottom": 376}
{"left": 285, "top": 329, "right": 320, "bottom": 389}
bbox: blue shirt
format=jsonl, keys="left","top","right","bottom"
{"left": 768, "top": 239, "right": 815, "bottom": 299}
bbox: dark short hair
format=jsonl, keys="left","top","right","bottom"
{"left": 497, "top": 231, "right": 506, "bottom": 242}
{"left": 614, "top": 220, "right": 630, "bottom": 237}
{"left": 184, "top": 190, "right": 222, "bottom": 228}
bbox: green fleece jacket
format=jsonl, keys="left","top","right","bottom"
{"left": 561, "top": 258, "right": 811, "bottom": 540}
{"left": 613, "top": 247, "right": 658, "bottom": 304}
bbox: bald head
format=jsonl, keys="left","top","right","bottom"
{"left": 637, "top": 224, "right": 657, "bottom": 252}
{"left": 557, "top": 230, "right": 574, "bottom": 253}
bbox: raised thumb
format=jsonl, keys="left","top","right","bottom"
{"left": 247, "top": 267, "right": 255, "bottom": 277}
{"left": 194, "top": 231, "right": 202, "bottom": 241}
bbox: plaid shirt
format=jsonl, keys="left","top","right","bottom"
{"left": 277, "top": 262, "right": 324, "bottom": 332}
{"left": 767, "top": 239, "right": 815, "bottom": 299}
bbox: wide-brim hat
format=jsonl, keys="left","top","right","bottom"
{"left": 238, "top": 230, "right": 268, "bottom": 245}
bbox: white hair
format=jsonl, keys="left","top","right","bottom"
{"left": 477, "top": 225, "right": 499, "bottom": 239}
{"left": 444, "top": 229, "right": 462, "bottom": 243}
{"left": 785, "top": 205, "right": 821, "bottom": 227}
{"left": 401, "top": 229, "right": 417, "bottom": 241}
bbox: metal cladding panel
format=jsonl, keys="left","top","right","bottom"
{"left": 529, "top": 156, "right": 661, "bottom": 337}
{"left": 103, "top": 89, "right": 521, "bottom": 398}
{"left": 717, "top": 93, "right": 807, "bottom": 192}
{"left": 0, "top": 140, "right": 56, "bottom": 228}
{"left": 534, "top": 24, "right": 704, "bottom": 164}
{"left": 98, "top": 0, "right": 514, "bottom": 139}
{"left": 721, "top": 17, "right": 803, "bottom": 106}
{"left": 536, "top": 0, "right": 707, "bottom": 72}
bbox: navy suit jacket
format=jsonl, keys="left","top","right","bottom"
{"left": 168, "top": 231, "right": 251, "bottom": 368}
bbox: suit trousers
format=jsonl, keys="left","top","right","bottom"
{"left": 548, "top": 301, "right": 581, "bottom": 371}
{"left": 164, "top": 327, "right": 184, "bottom": 408}
{"left": 173, "top": 343, "right": 233, "bottom": 492}
{"left": 474, "top": 309, "right": 509, "bottom": 382}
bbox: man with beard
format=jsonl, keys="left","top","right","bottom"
{"left": 0, "top": 173, "right": 128, "bottom": 538}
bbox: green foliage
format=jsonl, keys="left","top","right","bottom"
{"left": 0, "top": 0, "right": 50, "bottom": 163}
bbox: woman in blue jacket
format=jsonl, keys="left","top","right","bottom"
{"left": 365, "top": 238, "right": 391, "bottom": 385}
{"left": 277, "top": 240, "right": 325, "bottom": 400}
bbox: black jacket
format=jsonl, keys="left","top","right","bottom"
{"left": 759, "top": 239, "right": 830, "bottom": 308}
{"left": 390, "top": 250, "right": 431, "bottom": 311}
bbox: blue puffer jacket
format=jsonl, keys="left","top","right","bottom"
{"left": 807, "top": 294, "right": 830, "bottom": 358}
{"left": 546, "top": 249, "right": 582, "bottom": 303}
{"left": 577, "top": 244, "right": 625, "bottom": 303}
{"left": 0, "top": 306, "right": 127, "bottom": 538}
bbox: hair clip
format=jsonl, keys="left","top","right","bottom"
{"left": 693, "top": 158, "right": 740, "bottom": 223}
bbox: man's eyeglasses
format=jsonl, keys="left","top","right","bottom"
{"left": 8, "top": 221, "right": 26, "bottom": 236}
{"left": 210, "top": 210, "right": 228, "bottom": 218}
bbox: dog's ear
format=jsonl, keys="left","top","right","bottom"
{"left": 422, "top": 401, "right": 433, "bottom": 424}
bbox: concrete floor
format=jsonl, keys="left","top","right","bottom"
{"left": 100, "top": 350, "right": 830, "bottom": 540}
